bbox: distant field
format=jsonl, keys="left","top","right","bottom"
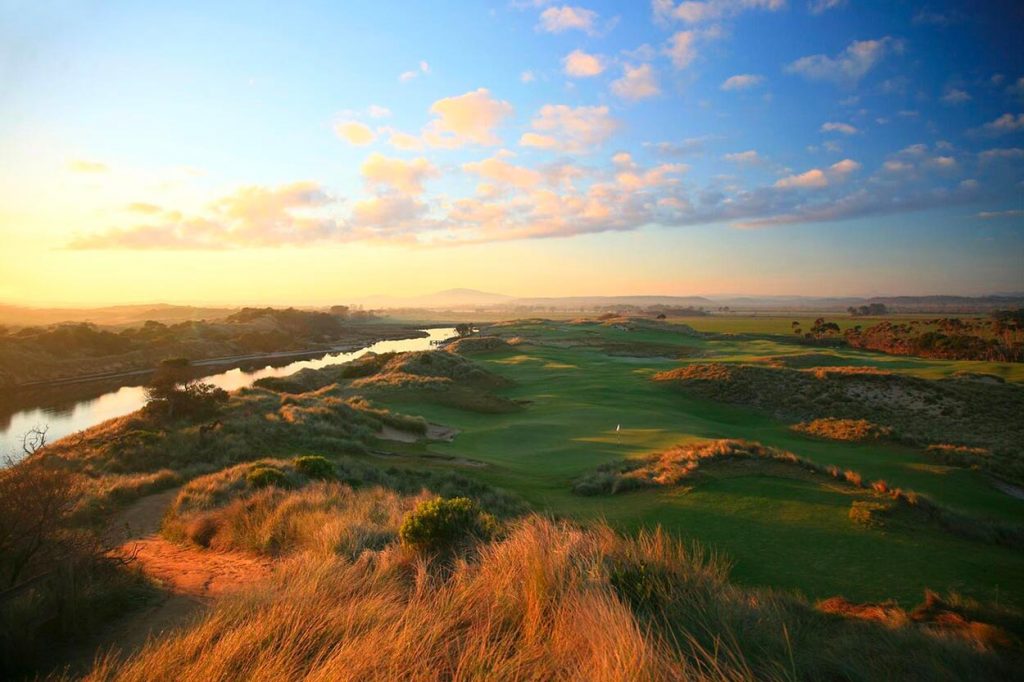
{"left": 376, "top": 318, "right": 1024, "bottom": 606}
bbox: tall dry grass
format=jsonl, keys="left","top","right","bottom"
{"left": 84, "top": 516, "right": 1018, "bottom": 681}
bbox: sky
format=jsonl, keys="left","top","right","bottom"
{"left": 1, "top": 0, "right": 1022, "bottom": 306}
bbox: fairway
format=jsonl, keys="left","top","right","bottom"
{"left": 381, "top": 318, "right": 1024, "bottom": 607}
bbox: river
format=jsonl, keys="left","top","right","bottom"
{"left": 1, "top": 327, "right": 456, "bottom": 462}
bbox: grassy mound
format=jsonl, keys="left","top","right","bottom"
{"left": 444, "top": 335, "right": 513, "bottom": 353}
{"left": 572, "top": 439, "right": 1024, "bottom": 550}
{"left": 162, "top": 456, "right": 525, "bottom": 555}
{"left": 792, "top": 417, "right": 894, "bottom": 442}
{"left": 653, "top": 362, "right": 1024, "bottom": 483}
{"left": 86, "top": 516, "right": 1021, "bottom": 681}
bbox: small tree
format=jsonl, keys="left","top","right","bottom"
{"left": 454, "top": 323, "right": 473, "bottom": 337}
{"left": 145, "top": 358, "right": 227, "bottom": 420}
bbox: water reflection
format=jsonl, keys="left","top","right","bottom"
{"left": 2, "top": 328, "right": 455, "bottom": 461}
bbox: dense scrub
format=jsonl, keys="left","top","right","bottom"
{"left": 654, "top": 363, "right": 1024, "bottom": 484}
{"left": 843, "top": 314, "right": 1023, "bottom": 362}
{"left": 0, "top": 309, "right": 420, "bottom": 387}
{"left": 85, "top": 516, "right": 1022, "bottom": 681}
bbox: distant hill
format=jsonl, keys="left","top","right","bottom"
{"left": 0, "top": 303, "right": 239, "bottom": 328}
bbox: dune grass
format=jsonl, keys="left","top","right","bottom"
{"left": 84, "top": 516, "right": 1020, "bottom": 681}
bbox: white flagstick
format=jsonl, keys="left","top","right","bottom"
{"left": 616, "top": 423, "right": 621, "bottom": 445}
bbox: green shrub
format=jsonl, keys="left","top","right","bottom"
{"left": 398, "top": 497, "right": 497, "bottom": 554}
{"left": 294, "top": 455, "right": 336, "bottom": 480}
{"left": 246, "top": 466, "right": 289, "bottom": 489}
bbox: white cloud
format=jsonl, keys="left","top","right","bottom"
{"left": 399, "top": 60, "right": 431, "bottom": 82}
{"left": 611, "top": 63, "right": 660, "bottom": 101}
{"left": 976, "top": 113, "right": 1024, "bottom": 136}
{"left": 664, "top": 31, "right": 698, "bottom": 70}
{"left": 563, "top": 49, "right": 605, "bottom": 77}
{"left": 821, "top": 121, "right": 858, "bottom": 135}
{"left": 422, "top": 88, "right": 514, "bottom": 148}
{"left": 723, "top": 150, "right": 762, "bottom": 164}
{"left": 720, "top": 74, "right": 763, "bottom": 90}
{"left": 786, "top": 37, "right": 899, "bottom": 85}
{"left": 538, "top": 5, "right": 599, "bottom": 35}
{"left": 977, "top": 210, "right": 1024, "bottom": 219}
{"left": 368, "top": 105, "right": 392, "bottom": 119}
{"left": 829, "top": 158, "right": 860, "bottom": 175}
{"left": 334, "top": 121, "right": 376, "bottom": 146}
{"left": 521, "top": 70, "right": 536, "bottom": 83}
{"left": 655, "top": 0, "right": 785, "bottom": 24}
{"left": 808, "top": 0, "right": 845, "bottom": 14}
{"left": 520, "top": 104, "right": 620, "bottom": 153}
{"left": 979, "top": 147, "right": 1024, "bottom": 163}
{"left": 941, "top": 88, "right": 970, "bottom": 105}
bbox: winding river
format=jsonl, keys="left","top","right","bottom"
{"left": 1, "top": 327, "right": 456, "bottom": 462}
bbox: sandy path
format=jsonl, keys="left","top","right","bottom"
{"left": 54, "top": 487, "right": 275, "bottom": 677}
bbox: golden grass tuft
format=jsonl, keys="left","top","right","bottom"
{"left": 792, "top": 417, "right": 894, "bottom": 442}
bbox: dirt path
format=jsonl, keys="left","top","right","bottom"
{"left": 54, "top": 487, "right": 275, "bottom": 677}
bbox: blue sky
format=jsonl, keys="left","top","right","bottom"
{"left": 0, "top": 0, "right": 1022, "bottom": 304}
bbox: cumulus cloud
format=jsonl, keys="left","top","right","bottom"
{"left": 463, "top": 155, "right": 543, "bottom": 189}
{"left": 941, "top": 87, "right": 970, "bottom": 105}
{"left": 368, "top": 105, "right": 392, "bottom": 119}
{"left": 979, "top": 147, "right": 1024, "bottom": 163}
{"left": 821, "top": 121, "right": 858, "bottom": 135}
{"left": 775, "top": 168, "right": 828, "bottom": 189}
{"left": 721, "top": 74, "right": 763, "bottom": 90}
{"left": 654, "top": 0, "right": 785, "bottom": 24}
{"left": 334, "top": 121, "right": 376, "bottom": 146}
{"left": 422, "top": 88, "right": 514, "bottom": 148}
{"left": 361, "top": 153, "right": 438, "bottom": 194}
{"left": 538, "top": 5, "right": 599, "bottom": 35}
{"left": 70, "top": 182, "right": 339, "bottom": 249}
{"left": 975, "top": 113, "right": 1024, "bottom": 136}
{"left": 381, "top": 128, "right": 424, "bottom": 151}
{"left": 520, "top": 104, "right": 620, "bottom": 152}
{"left": 563, "top": 49, "right": 605, "bottom": 77}
{"left": 664, "top": 31, "right": 698, "bottom": 70}
{"left": 611, "top": 63, "right": 660, "bottom": 101}
{"left": 67, "top": 159, "right": 109, "bottom": 173}
{"left": 786, "top": 37, "right": 899, "bottom": 85}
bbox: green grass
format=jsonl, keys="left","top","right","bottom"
{"left": 375, "top": 319, "right": 1024, "bottom": 607}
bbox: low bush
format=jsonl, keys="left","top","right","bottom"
{"left": 398, "top": 497, "right": 497, "bottom": 555}
{"left": 293, "top": 455, "right": 335, "bottom": 480}
{"left": 246, "top": 466, "right": 290, "bottom": 489}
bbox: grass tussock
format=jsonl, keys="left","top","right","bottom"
{"left": 84, "top": 516, "right": 1021, "bottom": 681}
{"left": 792, "top": 417, "right": 894, "bottom": 442}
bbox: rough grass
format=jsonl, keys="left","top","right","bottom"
{"left": 84, "top": 516, "right": 1021, "bottom": 681}
{"left": 162, "top": 456, "right": 526, "bottom": 555}
{"left": 653, "top": 362, "right": 1024, "bottom": 483}
{"left": 572, "top": 439, "right": 1024, "bottom": 550}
